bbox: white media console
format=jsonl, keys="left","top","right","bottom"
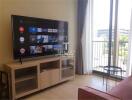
{"left": 5, "top": 56, "right": 75, "bottom": 100}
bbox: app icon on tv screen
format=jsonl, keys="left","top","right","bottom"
{"left": 37, "top": 28, "right": 42, "bottom": 32}
{"left": 19, "top": 26, "right": 24, "bottom": 33}
{"left": 30, "top": 45, "right": 43, "bottom": 54}
{"left": 19, "top": 37, "right": 25, "bottom": 43}
{"left": 29, "top": 27, "right": 37, "bottom": 33}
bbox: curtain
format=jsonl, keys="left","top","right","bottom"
{"left": 76, "top": 0, "right": 88, "bottom": 74}
{"left": 82, "top": 0, "right": 93, "bottom": 74}
{"left": 127, "top": 9, "right": 132, "bottom": 76}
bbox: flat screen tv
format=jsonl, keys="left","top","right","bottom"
{"left": 11, "top": 15, "right": 68, "bottom": 59}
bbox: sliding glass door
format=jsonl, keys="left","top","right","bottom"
{"left": 92, "top": 0, "right": 132, "bottom": 77}
{"left": 92, "top": 0, "right": 110, "bottom": 72}
{"left": 117, "top": 0, "right": 131, "bottom": 77}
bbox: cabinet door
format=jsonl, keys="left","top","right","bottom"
{"left": 50, "top": 69, "right": 60, "bottom": 85}
{"left": 40, "top": 69, "right": 60, "bottom": 89}
{"left": 40, "top": 70, "right": 50, "bottom": 89}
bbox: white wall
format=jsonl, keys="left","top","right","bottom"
{"left": 0, "top": 0, "right": 77, "bottom": 68}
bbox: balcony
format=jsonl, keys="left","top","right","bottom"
{"left": 92, "top": 41, "right": 128, "bottom": 77}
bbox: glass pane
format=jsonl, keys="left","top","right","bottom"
{"left": 117, "top": 0, "right": 132, "bottom": 77}
{"left": 93, "top": 0, "right": 110, "bottom": 72}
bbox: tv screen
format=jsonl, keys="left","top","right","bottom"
{"left": 11, "top": 15, "right": 68, "bottom": 59}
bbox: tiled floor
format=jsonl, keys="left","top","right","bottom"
{"left": 24, "top": 75, "right": 117, "bottom": 100}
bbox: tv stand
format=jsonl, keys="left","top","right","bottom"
{"left": 19, "top": 56, "right": 23, "bottom": 64}
{"left": 5, "top": 56, "right": 75, "bottom": 100}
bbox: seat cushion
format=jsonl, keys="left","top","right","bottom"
{"left": 109, "top": 76, "right": 132, "bottom": 100}
{"left": 78, "top": 87, "right": 120, "bottom": 100}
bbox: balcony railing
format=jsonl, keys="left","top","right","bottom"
{"left": 92, "top": 41, "right": 128, "bottom": 77}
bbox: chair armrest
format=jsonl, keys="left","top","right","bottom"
{"left": 78, "top": 87, "right": 121, "bottom": 100}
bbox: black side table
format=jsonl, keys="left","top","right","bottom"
{"left": 102, "top": 66, "right": 124, "bottom": 91}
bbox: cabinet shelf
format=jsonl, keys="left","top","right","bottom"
{"left": 40, "top": 60, "right": 60, "bottom": 72}
{"left": 15, "top": 78, "right": 38, "bottom": 95}
{"left": 41, "top": 68, "right": 59, "bottom": 72}
{"left": 16, "top": 84, "right": 37, "bottom": 95}
{"left": 61, "top": 68, "right": 74, "bottom": 79}
{"left": 61, "top": 57, "right": 75, "bottom": 79}
{"left": 15, "top": 75, "right": 36, "bottom": 83}
{"left": 62, "top": 66, "right": 73, "bottom": 70}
